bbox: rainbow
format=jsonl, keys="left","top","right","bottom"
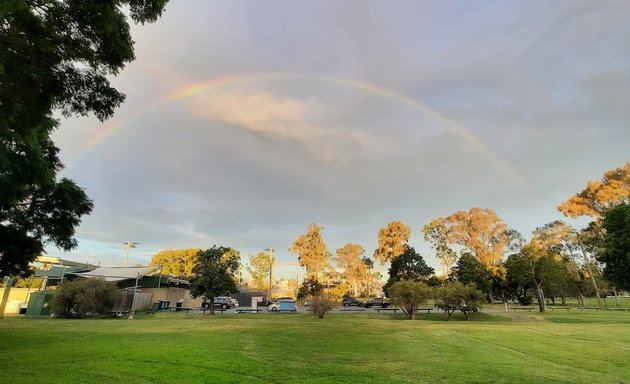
{"left": 76, "top": 72, "right": 527, "bottom": 189}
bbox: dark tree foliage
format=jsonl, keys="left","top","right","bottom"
{"left": 504, "top": 253, "right": 535, "bottom": 305}
{"left": 599, "top": 204, "right": 630, "bottom": 290}
{"left": 51, "top": 278, "right": 118, "bottom": 318}
{"left": 383, "top": 245, "right": 434, "bottom": 296}
{"left": 189, "top": 246, "right": 240, "bottom": 315}
{"left": 0, "top": 1, "right": 168, "bottom": 277}
{"left": 450, "top": 253, "right": 492, "bottom": 294}
{"left": 297, "top": 278, "right": 323, "bottom": 300}
{"left": 504, "top": 248, "right": 571, "bottom": 309}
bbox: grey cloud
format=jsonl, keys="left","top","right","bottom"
{"left": 49, "top": 1, "right": 630, "bottom": 273}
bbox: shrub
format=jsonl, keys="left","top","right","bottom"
{"left": 51, "top": 278, "right": 118, "bottom": 318}
{"left": 308, "top": 295, "right": 334, "bottom": 319}
{"left": 435, "top": 281, "right": 484, "bottom": 320}
{"left": 389, "top": 280, "right": 433, "bottom": 320}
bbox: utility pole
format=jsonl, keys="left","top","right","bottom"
{"left": 123, "top": 241, "right": 138, "bottom": 267}
{"left": 128, "top": 272, "right": 140, "bottom": 320}
{"left": 266, "top": 247, "right": 274, "bottom": 300}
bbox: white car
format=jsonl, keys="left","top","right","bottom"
{"left": 230, "top": 298, "right": 239, "bottom": 308}
{"left": 268, "top": 300, "right": 280, "bottom": 311}
{"left": 268, "top": 299, "right": 297, "bottom": 312}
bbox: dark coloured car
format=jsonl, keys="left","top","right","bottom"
{"left": 364, "top": 297, "right": 390, "bottom": 308}
{"left": 342, "top": 297, "right": 364, "bottom": 307}
{"left": 202, "top": 296, "right": 233, "bottom": 309}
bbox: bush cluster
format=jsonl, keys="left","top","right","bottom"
{"left": 389, "top": 279, "right": 484, "bottom": 320}
{"left": 51, "top": 278, "right": 118, "bottom": 318}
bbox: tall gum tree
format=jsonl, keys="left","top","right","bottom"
{"left": 373, "top": 221, "right": 411, "bottom": 265}
{"left": 425, "top": 208, "right": 513, "bottom": 303}
{"left": 559, "top": 160, "right": 630, "bottom": 224}
{"left": 529, "top": 221, "right": 587, "bottom": 306}
{"left": 290, "top": 223, "right": 332, "bottom": 281}
{"left": 557, "top": 161, "right": 630, "bottom": 304}
{"left": 247, "top": 251, "right": 273, "bottom": 291}
{"left": 335, "top": 244, "right": 366, "bottom": 297}
{"left": 427, "top": 208, "right": 510, "bottom": 268}
{"left": 423, "top": 218, "right": 457, "bottom": 276}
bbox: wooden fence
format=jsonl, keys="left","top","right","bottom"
{"left": 111, "top": 292, "right": 152, "bottom": 312}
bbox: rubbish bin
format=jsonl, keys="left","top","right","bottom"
{"left": 175, "top": 301, "right": 183, "bottom": 311}
{"left": 152, "top": 302, "right": 160, "bottom": 312}
{"left": 158, "top": 300, "right": 169, "bottom": 310}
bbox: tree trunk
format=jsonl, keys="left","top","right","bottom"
{"left": 536, "top": 286, "right": 545, "bottom": 312}
{"left": 0, "top": 276, "right": 15, "bottom": 319}
{"left": 576, "top": 233, "right": 603, "bottom": 309}
{"left": 613, "top": 286, "right": 619, "bottom": 306}
{"left": 409, "top": 307, "right": 415, "bottom": 320}
{"left": 561, "top": 295, "right": 566, "bottom": 305}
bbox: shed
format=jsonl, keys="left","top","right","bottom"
{"left": 25, "top": 291, "right": 54, "bottom": 317}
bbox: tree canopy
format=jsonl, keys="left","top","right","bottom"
{"left": 383, "top": 245, "right": 434, "bottom": 296}
{"left": 504, "top": 244, "right": 570, "bottom": 311}
{"left": 559, "top": 160, "right": 630, "bottom": 221}
{"left": 0, "top": 0, "right": 169, "bottom": 277}
{"left": 373, "top": 220, "right": 411, "bottom": 265}
{"left": 450, "top": 253, "right": 492, "bottom": 294}
{"left": 247, "top": 251, "right": 273, "bottom": 291}
{"left": 189, "top": 246, "right": 240, "bottom": 315}
{"left": 335, "top": 244, "right": 367, "bottom": 297}
{"left": 423, "top": 217, "right": 457, "bottom": 275}
{"left": 435, "top": 281, "right": 484, "bottom": 320}
{"left": 290, "top": 223, "right": 332, "bottom": 281}
{"left": 149, "top": 248, "right": 200, "bottom": 277}
{"left": 599, "top": 203, "right": 630, "bottom": 290}
{"left": 389, "top": 280, "right": 432, "bottom": 320}
{"left": 426, "top": 208, "right": 510, "bottom": 268}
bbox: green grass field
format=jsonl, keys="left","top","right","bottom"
{"left": 1, "top": 311, "right": 629, "bottom": 383}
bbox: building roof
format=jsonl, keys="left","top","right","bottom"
{"left": 72, "top": 266, "right": 159, "bottom": 282}
{"left": 33, "top": 266, "right": 88, "bottom": 279}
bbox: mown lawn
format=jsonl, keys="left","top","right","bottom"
{"left": 1, "top": 311, "right": 629, "bottom": 383}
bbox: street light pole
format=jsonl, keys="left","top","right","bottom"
{"left": 123, "top": 241, "right": 138, "bottom": 267}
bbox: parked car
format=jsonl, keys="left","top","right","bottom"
{"left": 342, "top": 297, "right": 364, "bottom": 307}
{"left": 364, "top": 297, "right": 390, "bottom": 308}
{"left": 265, "top": 296, "right": 293, "bottom": 306}
{"left": 202, "top": 296, "right": 233, "bottom": 309}
{"left": 268, "top": 299, "right": 297, "bottom": 312}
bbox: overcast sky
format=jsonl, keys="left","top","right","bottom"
{"left": 51, "top": 1, "right": 630, "bottom": 279}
